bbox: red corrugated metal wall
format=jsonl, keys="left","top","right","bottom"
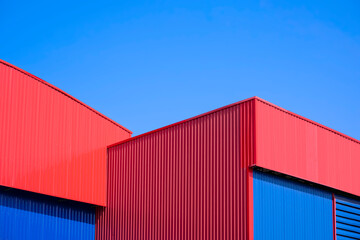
{"left": 96, "top": 98, "right": 255, "bottom": 240}
{"left": 0, "top": 60, "right": 131, "bottom": 206}
{"left": 255, "top": 97, "right": 360, "bottom": 198}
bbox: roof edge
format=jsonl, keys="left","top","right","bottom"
{"left": 108, "top": 96, "right": 257, "bottom": 148}
{"left": 0, "top": 59, "right": 132, "bottom": 134}
{"left": 109, "top": 96, "right": 360, "bottom": 148}
{"left": 254, "top": 97, "right": 360, "bottom": 145}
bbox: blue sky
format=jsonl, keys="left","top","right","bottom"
{"left": 1, "top": 0, "right": 359, "bottom": 138}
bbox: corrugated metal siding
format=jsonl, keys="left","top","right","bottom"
{"left": 335, "top": 196, "right": 360, "bottom": 240}
{"left": 255, "top": 98, "right": 360, "bottom": 198}
{"left": 253, "top": 170, "right": 333, "bottom": 240}
{"left": 0, "top": 60, "right": 131, "bottom": 206}
{"left": 96, "top": 99, "right": 255, "bottom": 240}
{"left": 0, "top": 186, "right": 95, "bottom": 240}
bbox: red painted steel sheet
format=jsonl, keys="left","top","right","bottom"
{"left": 254, "top": 97, "right": 360, "bottom": 198}
{"left": 96, "top": 98, "right": 255, "bottom": 239}
{"left": 0, "top": 60, "right": 131, "bottom": 206}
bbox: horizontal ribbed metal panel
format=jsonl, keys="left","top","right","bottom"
{"left": 335, "top": 196, "right": 360, "bottom": 240}
{"left": 0, "top": 186, "right": 95, "bottom": 239}
{"left": 255, "top": 97, "right": 360, "bottom": 198}
{"left": 96, "top": 98, "right": 256, "bottom": 239}
{"left": 0, "top": 60, "right": 131, "bottom": 206}
{"left": 253, "top": 170, "right": 333, "bottom": 240}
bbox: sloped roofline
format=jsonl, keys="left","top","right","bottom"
{"left": 256, "top": 97, "right": 360, "bottom": 145}
{"left": 0, "top": 59, "right": 132, "bottom": 134}
{"left": 109, "top": 96, "right": 360, "bottom": 148}
{"left": 108, "top": 96, "right": 257, "bottom": 147}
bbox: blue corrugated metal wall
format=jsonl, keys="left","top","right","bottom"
{"left": 336, "top": 195, "right": 360, "bottom": 240}
{"left": 253, "top": 170, "right": 333, "bottom": 240}
{"left": 0, "top": 186, "right": 95, "bottom": 240}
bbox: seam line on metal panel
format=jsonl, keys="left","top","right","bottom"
{"left": 333, "top": 193, "right": 337, "bottom": 240}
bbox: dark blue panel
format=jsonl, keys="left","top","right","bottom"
{"left": 0, "top": 186, "right": 95, "bottom": 240}
{"left": 336, "top": 196, "right": 360, "bottom": 240}
{"left": 253, "top": 171, "right": 333, "bottom": 240}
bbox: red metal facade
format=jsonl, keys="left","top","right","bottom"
{"left": 96, "top": 98, "right": 255, "bottom": 240}
{"left": 254, "top": 97, "right": 360, "bottom": 198}
{"left": 0, "top": 60, "right": 131, "bottom": 206}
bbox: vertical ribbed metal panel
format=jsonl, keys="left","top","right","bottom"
{"left": 0, "top": 186, "right": 95, "bottom": 239}
{"left": 253, "top": 170, "right": 333, "bottom": 240}
{"left": 96, "top": 99, "right": 255, "bottom": 239}
{"left": 255, "top": 97, "right": 360, "bottom": 198}
{"left": 335, "top": 196, "right": 360, "bottom": 240}
{"left": 0, "top": 60, "right": 131, "bottom": 206}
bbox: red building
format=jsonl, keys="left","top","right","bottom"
{"left": 0, "top": 60, "right": 131, "bottom": 239}
{"left": 97, "top": 97, "right": 360, "bottom": 240}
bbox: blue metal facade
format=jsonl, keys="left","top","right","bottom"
{"left": 0, "top": 186, "right": 95, "bottom": 240}
{"left": 253, "top": 170, "right": 333, "bottom": 240}
{"left": 336, "top": 195, "right": 360, "bottom": 240}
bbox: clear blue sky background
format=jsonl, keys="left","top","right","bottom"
{"left": 1, "top": 0, "right": 359, "bottom": 138}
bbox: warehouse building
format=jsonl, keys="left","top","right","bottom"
{"left": 98, "top": 97, "right": 360, "bottom": 240}
{"left": 1, "top": 60, "right": 360, "bottom": 239}
{"left": 0, "top": 60, "right": 131, "bottom": 239}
